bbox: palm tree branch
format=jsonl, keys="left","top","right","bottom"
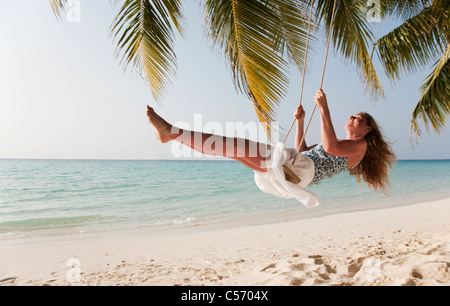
{"left": 410, "top": 43, "right": 450, "bottom": 139}
{"left": 274, "top": 0, "right": 315, "bottom": 73}
{"left": 381, "top": 0, "right": 431, "bottom": 21}
{"left": 376, "top": 5, "right": 447, "bottom": 81}
{"left": 203, "top": 0, "right": 307, "bottom": 133}
{"left": 111, "top": 0, "right": 183, "bottom": 102}
{"left": 316, "top": 0, "right": 384, "bottom": 99}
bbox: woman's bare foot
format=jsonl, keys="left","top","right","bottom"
{"left": 146, "top": 106, "right": 174, "bottom": 143}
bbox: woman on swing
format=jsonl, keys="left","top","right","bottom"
{"left": 146, "top": 89, "right": 396, "bottom": 206}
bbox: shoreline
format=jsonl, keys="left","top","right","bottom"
{"left": 1, "top": 190, "right": 449, "bottom": 245}
{"left": 1, "top": 197, "right": 449, "bottom": 286}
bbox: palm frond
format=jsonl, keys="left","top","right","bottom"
{"left": 315, "top": 0, "right": 384, "bottom": 99}
{"left": 410, "top": 43, "right": 450, "bottom": 139}
{"left": 381, "top": 0, "right": 431, "bottom": 21}
{"left": 376, "top": 5, "right": 447, "bottom": 81}
{"left": 203, "top": 0, "right": 309, "bottom": 141}
{"left": 433, "top": 0, "right": 450, "bottom": 42}
{"left": 275, "top": 0, "right": 316, "bottom": 73}
{"left": 111, "top": 0, "right": 183, "bottom": 102}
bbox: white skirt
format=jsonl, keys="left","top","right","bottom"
{"left": 254, "top": 143, "right": 320, "bottom": 208}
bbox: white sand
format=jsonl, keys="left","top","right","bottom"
{"left": 1, "top": 198, "right": 449, "bottom": 286}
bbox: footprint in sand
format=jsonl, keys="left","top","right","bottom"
{"left": 290, "top": 277, "right": 305, "bottom": 286}
{"left": 260, "top": 263, "right": 277, "bottom": 272}
{"left": 403, "top": 279, "right": 418, "bottom": 286}
{"left": 290, "top": 263, "right": 309, "bottom": 271}
{"left": 309, "top": 255, "right": 325, "bottom": 265}
{"left": 347, "top": 257, "right": 365, "bottom": 277}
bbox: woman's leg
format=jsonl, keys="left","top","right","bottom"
{"left": 146, "top": 106, "right": 270, "bottom": 172}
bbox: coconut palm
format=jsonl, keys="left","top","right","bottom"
{"left": 50, "top": 0, "right": 386, "bottom": 140}
{"left": 376, "top": 0, "right": 449, "bottom": 139}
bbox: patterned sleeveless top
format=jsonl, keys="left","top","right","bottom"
{"left": 301, "top": 144, "right": 348, "bottom": 186}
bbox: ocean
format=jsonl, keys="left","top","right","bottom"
{"left": 1, "top": 159, "right": 449, "bottom": 240}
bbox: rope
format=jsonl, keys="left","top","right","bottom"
{"left": 290, "top": 0, "right": 338, "bottom": 166}
{"left": 282, "top": 0, "right": 315, "bottom": 144}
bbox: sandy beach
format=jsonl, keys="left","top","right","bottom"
{"left": 1, "top": 198, "right": 449, "bottom": 286}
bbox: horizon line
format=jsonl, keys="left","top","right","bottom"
{"left": 0, "top": 157, "right": 449, "bottom": 162}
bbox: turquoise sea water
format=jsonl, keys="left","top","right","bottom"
{"left": 0, "top": 159, "right": 449, "bottom": 240}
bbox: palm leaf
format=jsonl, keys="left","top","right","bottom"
{"left": 376, "top": 5, "right": 447, "bottom": 81}
{"left": 381, "top": 0, "right": 431, "bottom": 21}
{"left": 275, "top": 0, "right": 316, "bottom": 73}
{"left": 410, "top": 43, "right": 450, "bottom": 139}
{"left": 377, "top": 0, "right": 449, "bottom": 140}
{"left": 203, "top": 0, "right": 309, "bottom": 141}
{"left": 111, "top": 0, "right": 183, "bottom": 102}
{"left": 433, "top": 0, "right": 450, "bottom": 42}
{"left": 315, "top": 0, "right": 384, "bottom": 99}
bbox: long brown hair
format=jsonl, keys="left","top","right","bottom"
{"left": 349, "top": 113, "right": 397, "bottom": 193}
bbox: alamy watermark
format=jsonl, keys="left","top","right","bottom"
{"left": 65, "top": 0, "right": 81, "bottom": 23}
{"left": 364, "top": 258, "right": 382, "bottom": 282}
{"left": 66, "top": 257, "right": 81, "bottom": 283}
{"left": 61, "top": 1, "right": 380, "bottom": 26}
{"left": 169, "top": 114, "right": 279, "bottom": 168}
{"left": 367, "top": 0, "right": 381, "bottom": 22}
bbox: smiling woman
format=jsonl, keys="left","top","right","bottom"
{"left": 348, "top": 111, "right": 397, "bottom": 193}
{"left": 147, "top": 89, "right": 397, "bottom": 207}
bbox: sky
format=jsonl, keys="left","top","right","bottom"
{"left": 0, "top": 0, "right": 449, "bottom": 160}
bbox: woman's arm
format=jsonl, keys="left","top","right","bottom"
{"left": 294, "top": 105, "right": 307, "bottom": 152}
{"left": 314, "top": 89, "right": 366, "bottom": 157}
{"left": 315, "top": 90, "right": 338, "bottom": 152}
